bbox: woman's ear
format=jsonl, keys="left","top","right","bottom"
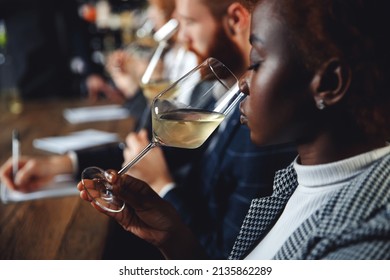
{"left": 310, "top": 58, "right": 351, "bottom": 109}
{"left": 224, "top": 3, "right": 250, "bottom": 37}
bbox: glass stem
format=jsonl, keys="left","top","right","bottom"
{"left": 118, "top": 141, "right": 158, "bottom": 175}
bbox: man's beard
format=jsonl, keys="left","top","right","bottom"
{"left": 194, "top": 27, "right": 245, "bottom": 78}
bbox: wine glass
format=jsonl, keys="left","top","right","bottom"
{"left": 135, "top": 45, "right": 197, "bottom": 131}
{"left": 81, "top": 57, "right": 244, "bottom": 212}
{"left": 139, "top": 18, "right": 181, "bottom": 104}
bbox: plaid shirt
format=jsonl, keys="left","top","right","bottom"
{"left": 163, "top": 107, "right": 297, "bottom": 259}
{"left": 229, "top": 152, "right": 390, "bottom": 260}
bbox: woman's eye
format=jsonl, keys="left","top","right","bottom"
{"left": 247, "top": 62, "right": 261, "bottom": 71}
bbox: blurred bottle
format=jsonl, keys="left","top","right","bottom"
{"left": 0, "top": 20, "right": 6, "bottom": 66}
{"left": 0, "top": 20, "right": 23, "bottom": 114}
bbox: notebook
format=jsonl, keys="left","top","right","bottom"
{"left": 63, "top": 104, "right": 130, "bottom": 124}
{"left": 32, "top": 129, "right": 120, "bottom": 154}
{"left": 0, "top": 175, "right": 78, "bottom": 203}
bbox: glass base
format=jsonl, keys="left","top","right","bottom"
{"left": 81, "top": 166, "right": 125, "bottom": 213}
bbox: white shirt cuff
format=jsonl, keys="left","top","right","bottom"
{"left": 158, "top": 182, "right": 176, "bottom": 198}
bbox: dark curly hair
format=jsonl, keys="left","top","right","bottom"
{"left": 261, "top": 0, "right": 390, "bottom": 139}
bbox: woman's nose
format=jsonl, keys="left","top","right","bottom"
{"left": 239, "top": 72, "right": 252, "bottom": 96}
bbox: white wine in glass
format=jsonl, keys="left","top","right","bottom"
{"left": 141, "top": 80, "right": 173, "bottom": 103}
{"left": 137, "top": 45, "right": 188, "bottom": 130}
{"left": 152, "top": 108, "right": 225, "bottom": 149}
{"left": 82, "top": 57, "right": 244, "bottom": 212}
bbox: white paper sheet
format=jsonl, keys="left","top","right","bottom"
{"left": 63, "top": 104, "right": 130, "bottom": 123}
{"left": 32, "top": 129, "right": 119, "bottom": 154}
{"left": 0, "top": 175, "right": 78, "bottom": 203}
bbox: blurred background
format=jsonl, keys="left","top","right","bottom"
{"left": 0, "top": 0, "right": 174, "bottom": 260}
{"left": 0, "top": 0, "right": 160, "bottom": 111}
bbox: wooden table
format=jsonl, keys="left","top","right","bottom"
{"left": 0, "top": 98, "right": 135, "bottom": 259}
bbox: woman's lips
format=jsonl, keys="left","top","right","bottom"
{"left": 239, "top": 112, "right": 248, "bottom": 125}
{"left": 239, "top": 102, "right": 248, "bottom": 125}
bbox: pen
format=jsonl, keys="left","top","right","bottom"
{"left": 12, "top": 129, "right": 20, "bottom": 179}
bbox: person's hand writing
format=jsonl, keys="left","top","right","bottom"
{"left": 0, "top": 155, "right": 73, "bottom": 192}
{"left": 123, "top": 129, "right": 173, "bottom": 194}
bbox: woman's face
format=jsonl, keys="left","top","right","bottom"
{"left": 240, "top": 2, "right": 315, "bottom": 146}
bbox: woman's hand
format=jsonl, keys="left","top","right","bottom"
{"left": 77, "top": 170, "right": 206, "bottom": 259}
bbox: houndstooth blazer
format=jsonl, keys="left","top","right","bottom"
{"left": 229, "top": 152, "right": 390, "bottom": 260}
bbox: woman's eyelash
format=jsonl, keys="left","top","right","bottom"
{"left": 247, "top": 62, "right": 261, "bottom": 71}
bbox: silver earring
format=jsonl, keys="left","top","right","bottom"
{"left": 317, "top": 99, "right": 326, "bottom": 110}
